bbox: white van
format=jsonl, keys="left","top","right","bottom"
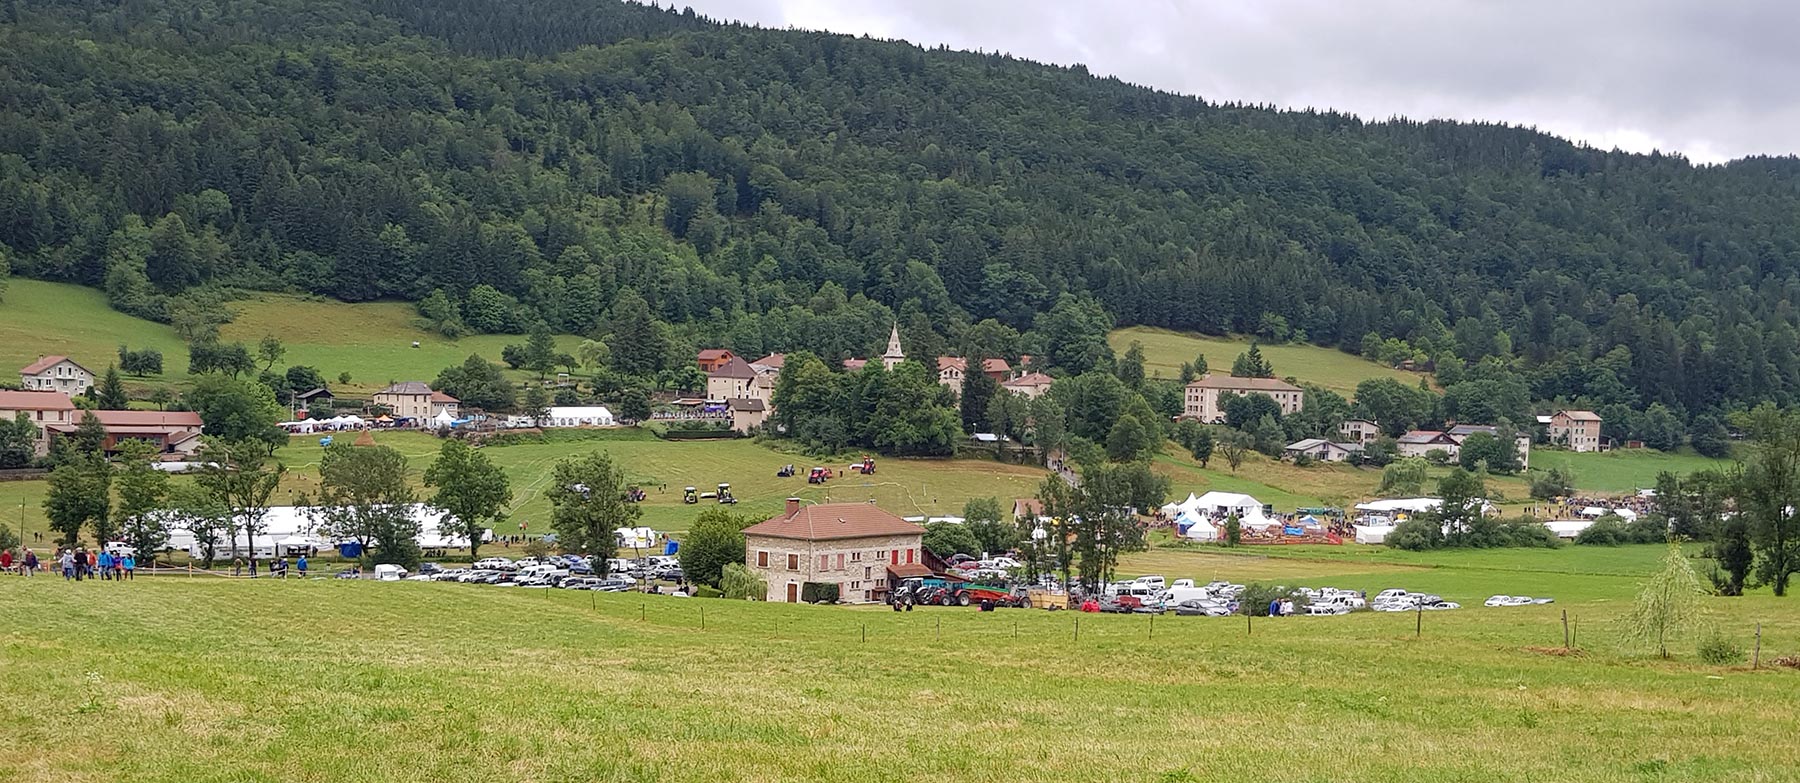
{"left": 1164, "top": 586, "right": 1214, "bottom": 605}
{"left": 1108, "top": 583, "right": 1162, "bottom": 605}
{"left": 373, "top": 564, "right": 408, "bottom": 582}
{"left": 1133, "top": 575, "right": 1166, "bottom": 588}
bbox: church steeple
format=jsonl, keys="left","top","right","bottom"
{"left": 882, "top": 323, "right": 905, "bottom": 369}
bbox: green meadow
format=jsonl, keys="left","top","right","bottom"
{"left": 0, "top": 278, "right": 569, "bottom": 396}
{"left": 1109, "top": 325, "right": 1428, "bottom": 395}
{"left": 2, "top": 543, "right": 1797, "bottom": 782}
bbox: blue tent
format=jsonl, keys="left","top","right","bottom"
{"left": 336, "top": 541, "right": 362, "bottom": 558}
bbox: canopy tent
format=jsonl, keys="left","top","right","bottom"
{"left": 1176, "top": 511, "right": 1220, "bottom": 541}
{"left": 1355, "top": 498, "right": 1444, "bottom": 514}
{"left": 1353, "top": 524, "right": 1395, "bottom": 544}
{"left": 1544, "top": 519, "right": 1595, "bottom": 539}
{"left": 1187, "top": 491, "right": 1270, "bottom": 524}
{"left": 1580, "top": 506, "right": 1638, "bottom": 521}
{"left": 431, "top": 409, "right": 457, "bottom": 430}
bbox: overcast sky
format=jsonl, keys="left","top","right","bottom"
{"left": 673, "top": 0, "right": 1800, "bottom": 164}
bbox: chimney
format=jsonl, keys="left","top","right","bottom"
{"left": 786, "top": 497, "right": 801, "bottom": 516}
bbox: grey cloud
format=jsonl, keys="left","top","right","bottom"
{"left": 676, "top": 0, "right": 1800, "bottom": 163}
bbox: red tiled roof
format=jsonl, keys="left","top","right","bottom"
{"left": 1185, "top": 374, "right": 1302, "bottom": 392}
{"left": 752, "top": 353, "right": 786, "bottom": 369}
{"left": 937, "top": 357, "right": 966, "bottom": 372}
{"left": 19, "top": 355, "right": 88, "bottom": 376}
{"left": 697, "top": 349, "right": 733, "bottom": 361}
{"left": 88, "top": 410, "right": 203, "bottom": 427}
{"left": 0, "top": 390, "right": 77, "bottom": 411}
{"left": 982, "top": 358, "right": 1010, "bottom": 373}
{"left": 430, "top": 391, "right": 459, "bottom": 403}
{"left": 744, "top": 503, "right": 925, "bottom": 542}
{"left": 709, "top": 355, "right": 757, "bottom": 380}
{"left": 842, "top": 359, "right": 867, "bottom": 371}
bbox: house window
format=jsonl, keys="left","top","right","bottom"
{"left": 787, "top": 554, "right": 798, "bottom": 570}
{"left": 890, "top": 550, "right": 899, "bottom": 566}
{"left": 836, "top": 553, "right": 845, "bottom": 569}
{"left": 819, "top": 554, "right": 829, "bottom": 571}
{"left": 757, "top": 551, "right": 768, "bottom": 568}
{"left": 850, "top": 551, "right": 862, "bottom": 562}
{"left": 906, "top": 549, "right": 914, "bottom": 564}
{"left": 864, "top": 566, "right": 871, "bottom": 579}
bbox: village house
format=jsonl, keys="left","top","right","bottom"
{"left": 372, "top": 382, "right": 457, "bottom": 420}
{"left": 706, "top": 355, "right": 765, "bottom": 402}
{"left": 19, "top": 356, "right": 94, "bottom": 396}
{"left": 750, "top": 353, "right": 786, "bottom": 376}
{"left": 1001, "top": 372, "right": 1055, "bottom": 399}
{"left": 727, "top": 398, "right": 769, "bottom": 434}
{"left": 0, "top": 389, "right": 78, "bottom": 457}
{"left": 696, "top": 349, "right": 737, "bottom": 374}
{"left": 1338, "top": 419, "right": 1381, "bottom": 444}
{"left": 936, "top": 357, "right": 967, "bottom": 396}
{"left": 1548, "top": 410, "right": 1604, "bottom": 452}
{"left": 1283, "top": 438, "right": 1362, "bottom": 463}
{"left": 1182, "top": 375, "right": 1304, "bottom": 423}
{"left": 1396, "top": 430, "right": 1460, "bottom": 458}
{"left": 743, "top": 499, "right": 927, "bottom": 604}
{"left": 50, "top": 410, "right": 205, "bottom": 457}
{"left": 1446, "top": 423, "right": 1533, "bottom": 469}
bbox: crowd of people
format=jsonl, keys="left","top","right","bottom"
{"left": 0, "top": 547, "right": 138, "bottom": 580}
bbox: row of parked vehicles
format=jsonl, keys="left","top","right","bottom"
{"left": 388, "top": 554, "right": 685, "bottom": 590}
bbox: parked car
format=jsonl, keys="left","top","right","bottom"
{"left": 1304, "top": 603, "right": 1348, "bottom": 616}
{"left": 1173, "top": 599, "right": 1233, "bottom": 617}
{"left": 592, "top": 577, "right": 634, "bottom": 592}
{"left": 373, "top": 564, "right": 408, "bottom": 582}
{"left": 1133, "top": 575, "right": 1166, "bottom": 588}
{"left": 472, "top": 557, "right": 514, "bottom": 571}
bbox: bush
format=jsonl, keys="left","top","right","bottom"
{"left": 1387, "top": 516, "right": 1443, "bottom": 551}
{"left": 800, "top": 582, "right": 840, "bottom": 604}
{"left": 1576, "top": 515, "right": 1629, "bottom": 546}
{"left": 1498, "top": 517, "right": 1562, "bottom": 548}
{"left": 1237, "top": 583, "right": 1310, "bottom": 616}
{"left": 1292, "top": 453, "right": 1315, "bottom": 468}
{"left": 1624, "top": 516, "right": 1668, "bottom": 544}
{"left": 1698, "top": 633, "right": 1744, "bottom": 666}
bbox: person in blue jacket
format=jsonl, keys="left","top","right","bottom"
{"left": 97, "top": 550, "right": 114, "bottom": 581}
{"left": 1269, "top": 599, "right": 1282, "bottom": 617}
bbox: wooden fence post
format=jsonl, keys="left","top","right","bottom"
{"left": 1562, "top": 609, "right": 1570, "bottom": 650}
{"left": 1753, "top": 623, "right": 1762, "bottom": 669}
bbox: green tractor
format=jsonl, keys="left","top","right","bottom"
{"left": 683, "top": 486, "right": 698, "bottom": 504}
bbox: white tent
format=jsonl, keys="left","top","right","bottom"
{"left": 1190, "top": 491, "right": 1268, "bottom": 523}
{"left": 432, "top": 409, "right": 456, "bottom": 430}
{"left": 545, "top": 406, "right": 615, "bottom": 427}
{"left": 1178, "top": 512, "right": 1220, "bottom": 541}
{"left": 1580, "top": 506, "right": 1638, "bottom": 521}
{"left": 1355, "top": 498, "right": 1444, "bottom": 514}
{"left": 1544, "top": 519, "right": 1594, "bottom": 539}
{"left": 1353, "top": 524, "right": 1395, "bottom": 544}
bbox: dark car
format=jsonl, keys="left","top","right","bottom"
{"left": 1173, "top": 599, "right": 1233, "bottom": 617}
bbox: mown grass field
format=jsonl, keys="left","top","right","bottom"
{"left": 0, "top": 279, "right": 569, "bottom": 395}
{"left": 1109, "top": 325, "right": 1428, "bottom": 395}
{"left": 2, "top": 543, "right": 1797, "bottom": 783}
{"left": 1530, "top": 447, "right": 1738, "bottom": 493}
{"left": 2, "top": 430, "right": 1050, "bottom": 546}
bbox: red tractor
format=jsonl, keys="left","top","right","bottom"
{"left": 851, "top": 455, "right": 876, "bottom": 475}
{"left": 808, "top": 466, "right": 830, "bottom": 484}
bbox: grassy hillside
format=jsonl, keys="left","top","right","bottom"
{"left": 1109, "top": 326, "right": 1428, "bottom": 396}
{"left": 1530, "top": 447, "right": 1738, "bottom": 493}
{"left": 0, "top": 279, "right": 572, "bottom": 395}
{"left": 3, "top": 545, "right": 1797, "bottom": 782}
{"left": 1, "top": 430, "right": 1049, "bottom": 546}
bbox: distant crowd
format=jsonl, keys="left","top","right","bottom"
{"left": 0, "top": 547, "right": 135, "bottom": 580}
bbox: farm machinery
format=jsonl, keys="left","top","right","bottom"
{"left": 682, "top": 486, "right": 698, "bottom": 504}
{"left": 851, "top": 455, "right": 876, "bottom": 475}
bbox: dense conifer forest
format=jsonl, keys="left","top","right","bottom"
{"left": 5, "top": 0, "right": 1800, "bottom": 433}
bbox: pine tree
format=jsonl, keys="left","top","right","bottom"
{"left": 96, "top": 366, "right": 129, "bottom": 410}
{"left": 1230, "top": 343, "right": 1272, "bottom": 378}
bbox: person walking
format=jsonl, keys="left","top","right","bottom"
{"left": 60, "top": 549, "right": 74, "bottom": 580}
{"left": 247, "top": 557, "right": 258, "bottom": 578}
{"left": 113, "top": 553, "right": 124, "bottom": 581}
{"left": 86, "top": 549, "right": 98, "bottom": 580}
{"left": 122, "top": 553, "right": 135, "bottom": 580}
{"left": 98, "top": 550, "right": 113, "bottom": 581}
{"left": 23, "top": 549, "right": 37, "bottom": 577}
{"left": 232, "top": 557, "right": 242, "bottom": 577}
{"left": 1, "top": 548, "right": 12, "bottom": 575}
{"left": 296, "top": 554, "right": 308, "bottom": 578}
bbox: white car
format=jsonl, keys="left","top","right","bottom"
{"left": 373, "top": 564, "right": 408, "bottom": 582}
{"left": 473, "top": 557, "right": 513, "bottom": 571}
{"left": 1171, "top": 579, "right": 1196, "bottom": 589}
{"left": 1484, "top": 595, "right": 1511, "bottom": 607}
{"left": 1305, "top": 603, "right": 1348, "bottom": 616}
{"left": 1134, "top": 575, "right": 1166, "bottom": 588}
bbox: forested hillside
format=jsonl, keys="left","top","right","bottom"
{"left": 5, "top": 0, "right": 1800, "bottom": 430}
